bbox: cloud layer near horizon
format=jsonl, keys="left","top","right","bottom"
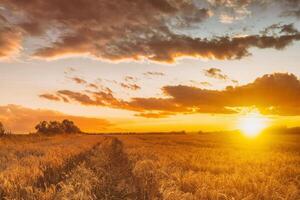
{"left": 40, "top": 73, "right": 300, "bottom": 118}
{"left": 0, "top": 105, "right": 112, "bottom": 133}
{"left": 1, "top": 0, "right": 300, "bottom": 62}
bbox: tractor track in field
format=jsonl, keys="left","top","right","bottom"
{"left": 34, "top": 141, "right": 103, "bottom": 190}
{"left": 54, "top": 137, "right": 139, "bottom": 200}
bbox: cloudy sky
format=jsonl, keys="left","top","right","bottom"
{"left": 1, "top": 0, "right": 300, "bottom": 133}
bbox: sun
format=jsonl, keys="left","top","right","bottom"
{"left": 238, "top": 113, "right": 268, "bottom": 138}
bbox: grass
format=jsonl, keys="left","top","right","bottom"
{"left": 0, "top": 132, "right": 298, "bottom": 199}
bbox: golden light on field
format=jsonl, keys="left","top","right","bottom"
{"left": 238, "top": 113, "right": 269, "bottom": 138}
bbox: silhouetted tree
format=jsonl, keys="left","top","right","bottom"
{"left": 0, "top": 122, "right": 5, "bottom": 136}
{"left": 48, "top": 121, "right": 64, "bottom": 134}
{"left": 35, "top": 119, "right": 81, "bottom": 134}
{"left": 62, "top": 119, "right": 81, "bottom": 133}
{"left": 35, "top": 121, "right": 49, "bottom": 134}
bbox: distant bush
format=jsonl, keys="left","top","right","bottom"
{"left": 35, "top": 119, "right": 81, "bottom": 135}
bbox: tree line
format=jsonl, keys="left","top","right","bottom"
{"left": 0, "top": 119, "right": 81, "bottom": 136}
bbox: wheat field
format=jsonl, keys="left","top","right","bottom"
{"left": 0, "top": 132, "right": 299, "bottom": 200}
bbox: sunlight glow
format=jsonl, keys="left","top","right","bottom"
{"left": 238, "top": 113, "right": 269, "bottom": 138}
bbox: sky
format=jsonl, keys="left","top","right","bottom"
{"left": 1, "top": 0, "right": 300, "bottom": 133}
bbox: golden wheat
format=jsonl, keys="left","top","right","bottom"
{"left": 120, "top": 133, "right": 300, "bottom": 200}
{"left": 0, "top": 133, "right": 299, "bottom": 200}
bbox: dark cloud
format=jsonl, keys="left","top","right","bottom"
{"left": 70, "top": 75, "right": 141, "bottom": 91}
{"left": 262, "top": 23, "right": 299, "bottom": 35}
{"left": 57, "top": 90, "right": 101, "bottom": 106}
{"left": 128, "top": 97, "right": 186, "bottom": 113}
{"left": 64, "top": 67, "right": 76, "bottom": 75}
{"left": 113, "top": 32, "right": 300, "bottom": 63}
{"left": 87, "top": 83, "right": 99, "bottom": 90}
{"left": 71, "top": 77, "right": 87, "bottom": 85}
{"left": 124, "top": 76, "right": 138, "bottom": 82}
{"left": 40, "top": 73, "right": 300, "bottom": 117}
{"left": 0, "top": 104, "right": 112, "bottom": 133}
{"left": 189, "top": 81, "right": 212, "bottom": 87}
{"left": 39, "top": 94, "right": 61, "bottom": 101}
{"left": 62, "top": 31, "right": 300, "bottom": 63}
{"left": 203, "top": 67, "right": 238, "bottom": 84}
{"left": 201, "top": 81, "right": 212, "bottom": 86}
{"left": 1, "top": 0, "right": 299, "bottom": 62}
{"left": 285, "top": 9, "right": 300, "bottom": 18}
{"left": 204, "top": 68, "right": 229, "bottom": 80}
{"left": 0, "top": 0, "right": 210, "bottom": 62}
{"left": 280, "top": 24, "right": 299, "bottom": 34}
{"left": 162, "top": 73, "right": 300, "bottom": 116}
{"left": 143, "top": 71, "right": 165, "bottom": 77}
{"left": 280, "top": 0, "right": 300, "bottom": 18}
{"left": 120, "top": 83, "right": 141, "bottom": 91}
{"left": 0, "top": 14, "right": 7, "bottom": 22}
{"left": 66, "top": 74, "right": 141, "bottom": 94}
{"left": 42, "top": 88, "right": 124, "bottom": 109}
{"left": 208, "top": 0, "right": 253, "bottom": 7}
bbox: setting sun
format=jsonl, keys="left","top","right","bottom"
{"left": 239, "top": 113, "right": 269, "bottom": 138}
{"left": 1, "top": 1, "right": 300, "bottom": 199}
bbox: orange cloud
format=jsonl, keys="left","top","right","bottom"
{"left": 40, "top": 73, "right": 300, "bottom": 117}
{"left": 161, "top": 73, "right": 300, "bottom": 115}
{"left": 135, "top": 111, "right": 175, "bottom": 118}
{"left": 0, "top": 104, "right": 112, "bottom": 134}
{"left": 0, "top": 27, "right": 22, "bottom": 59}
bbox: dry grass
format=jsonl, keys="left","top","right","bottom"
{"left": 0, "top": 132, "right": 299, "bottom": 199}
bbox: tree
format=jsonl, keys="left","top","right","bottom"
{"left": 0, "top": 122, "right": 5, "bottom": 136}
{"left": 47, "top": 121, "right": 64, "bottom": 134}
{"left": 62, "top": 119, "right": 81, "bottom": 134}
{"left": 35, "top": 119, "right": 81, "bottom": 134}
{"left": 35, "top": 121, "right": 49, "bottom": 134}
